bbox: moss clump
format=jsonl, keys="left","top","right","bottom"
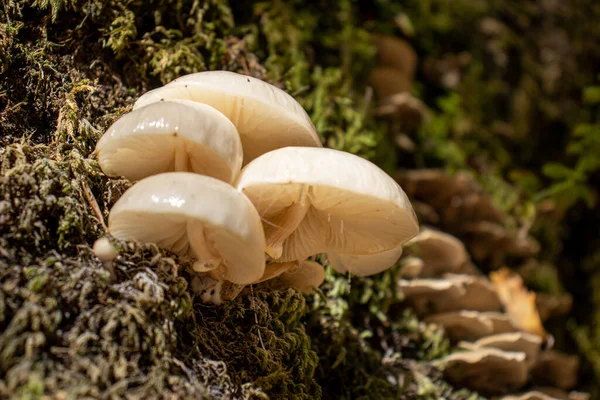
{"left": 305, "top": 263, "right": 478, "bottom": 400}
{"left": 0, "top": 236, "right": 321, "bottom": 399}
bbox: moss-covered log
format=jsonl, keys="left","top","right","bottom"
{"left": 1, "top": 0, "right": 599, "bottom": 399}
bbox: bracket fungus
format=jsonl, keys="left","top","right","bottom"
{"left": 236, "top": 146, "right": 419, "bottom": 275}
{"left": 531, "top": 351, "right": 580, "bottom": 390}
{"left": 425, "top": 310, "right": 517, "bottom": 342}
{"left": 441, "top": 348, "right": 529, "bottom": 394}
{"left": 399, "top": 274, "right": 502, "bottom": 315}
{"left": 96, "top": 100, "right": 243, "bottom": 183}
{"left": 497, "top": 391, "right": 584, "bottom": 400}
{"left": 133, "top": 71, "right": 322, "bottom": 164}
{"left": 458, "top": 332, "right": 542, "bottom": 368}
{"left": 107, "top": 172, "right": 266, "bottom": 290}
{"left": 405, "top": 228, "right": 469, "bottom": 277}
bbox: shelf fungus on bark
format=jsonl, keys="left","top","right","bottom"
{"left": 107, "top": 172, "right": 266, "bottom": 304}
{"left": 375, "top": 92, "right": 429, "bottom": 133}
{"left": 497, "top": 388, "right": 590, "bottom": 400}
{"left": 133, "top": 71, "right": 322, "bottom": 165}
{"left": 237, "top": 147, "right": 419, "bottom": 276}
{"left": 425, "top": 310, "right": 517, "bottom": 342}
{"left": 404, "top": 228, "right": 469, "bottom": 277}
{"left": 458, "top": 332, "right": 542, "bottom": 368}
{"left": 96, "top": 100, "right": 243, "bottom": 184}
{"left": 440, "top": 348, "right": 529, "bottom": 394}
{"left": 396, "top": 169, "right": 539, "bottom": 267}
{"left": 399, "top": 274, "right": 503, "bottom": 315}
{"left": 531, "top": 351, "right": 580, "bottom": 391}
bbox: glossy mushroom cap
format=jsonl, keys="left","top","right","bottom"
{"left": 96, "top": 100, "right": 243, "bottom": 183}
{"left": 133, "top": 71, "right": 322, "bottom": 164}
{"left": 327, "top": 245, "right": 404, "bottom": 277}
{"left": 237, "top": 147, "right": 419, "bottom": 276}
{"left": 108, "top": 172, "right": 265, "bottom": 285}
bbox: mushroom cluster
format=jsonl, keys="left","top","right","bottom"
{"left": 398, "top": 228, "right": 586, "bottom": 398}
{"left": 95, "top": 70, "right": 420, "bottom": 304}
{"left": 397, "top": 169, "right": 540, "bottom": 268}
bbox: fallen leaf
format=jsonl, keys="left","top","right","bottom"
{"left": 490, "top": 268, "right": 547, "bottom": 339}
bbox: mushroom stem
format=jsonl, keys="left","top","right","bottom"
{"left": 264, "top": 185, "right": 310, "bottom": 259}
{"left": 173, "top": 136, "right": 189, "bottom": 172}
{"left": 189, "top": 224, "right": 222, "bottom": 273}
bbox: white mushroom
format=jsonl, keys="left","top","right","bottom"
{"left": 275, "top": 260, "right": 325, "bottom": 294}
{"left": 255, "top": 261, "right": 299, "bottom": 283}
{"left": 108, "top": 172, "right": 265, "bottom": 290}
{"left": 236, "top": 147, "right": 419, "bottom": 276}
{"left": 92, "top": 236, "right": 118, "bottom": 279}
{"left": 96, "top": 100, "right": 243, "bottom": 183}
{"left": 327, "top": 245, "right": 404, "bottom": 277}
{"left": 133, "top": 71, "right": 322, "bottom": 164}
{"left": 93, "top": 237, "right": 118, "bottom": 263}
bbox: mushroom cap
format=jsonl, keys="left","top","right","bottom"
{"left": 237, "top": 147, "right": 419, "bottom": 267}
{"left": 96, "top": 100, "right": 243, "bottom": 183}
{"left": 108, "top": 172, "right": 265, "bottom": 284}
{"left": 133, "top": 71, "right": 322, "bottom": 164}
{"left": 442, "top": 348, "right": 529, "bottom": 393}
{"left": 255, "top": 261, "right": 297, "bottom": 284}
{"left": 92, "top": 237, "right": 118, "bottom": 262}
{"left": 276, "top": 260, "right": 325, "bottom": 294}
{"left": 407, "top": 228, "right": 468, "bottom": 277}
{"left": 327, "top": 245, "right": 403, "bottom": 277}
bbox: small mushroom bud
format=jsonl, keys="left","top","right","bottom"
{"left": 93, "top": 237, "right": 118, "bottom": 279}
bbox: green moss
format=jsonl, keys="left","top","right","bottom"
{"left": 3, "top": 0, "right": 598, "bottom": 397}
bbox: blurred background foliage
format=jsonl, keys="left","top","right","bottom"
{"left": 1, "top": 0, "right": 599, "bottom": 398}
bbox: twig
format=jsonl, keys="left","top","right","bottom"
{"left": 250, "top": 285, "right": 266, "bottom": 351}
{"left": 81, "top": 179, "right": 107, "bottom": 231}
{"left": 241, "top": 56, "right": 250, "bottom": 76}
